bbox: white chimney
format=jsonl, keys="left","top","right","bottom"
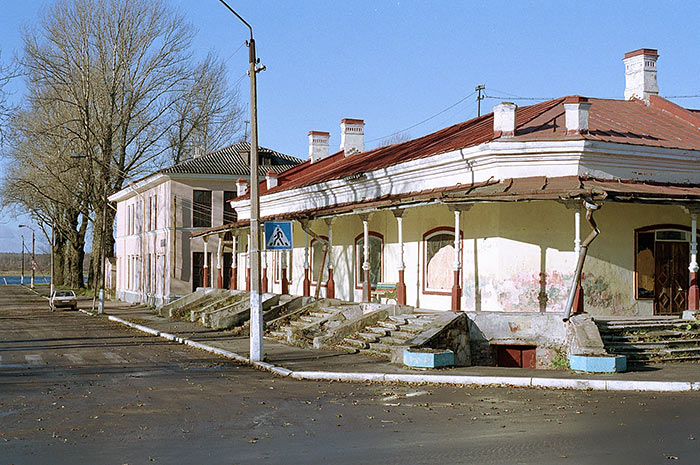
{"left": 563, "top": 96, "right": 592, "bottom": 135}
{"left": 623, "top": 48, "right": 659, "bottom": 102}
{"left": 236, "top": 178, "right": 249, "bottom": 197}
{"left": 340, "top": 118, "right": 365, "bottom": 155}
{"left": 308, "top": 131, "right": 330, "bottom": 163}
{"left": 265, "top": 170, "right": 278, "bottom": 189}
{"left": 493, "top": 102, "right": 517, "bottom": 137}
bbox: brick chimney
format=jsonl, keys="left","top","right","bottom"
{"left": 623, "top": 48, "right": 659, "bottom": 102}
{"left": 563, "top": 96, "right": 591, "bottom": 135}
{"left": 340, "top": 118, "right": 364, "bottom": 155}
{"left": 493, "top": 102, "right": 517, "bottom": 137}
{"left": 308, "top": 131, "right": 330, "bottom": 163}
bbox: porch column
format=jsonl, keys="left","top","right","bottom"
{"left": 230, "top": 233, "right": 238, "bottom": 290}
{"left": 246, "top": 233, "right": 251, "bottom": 291}
{"left": 203, "top": 237, "right": 209, "bottom": 288}
{"left": 451, "top": 209, "right": 462, "bottom": 311}
{"left": 216, "top": 234, "right": 223, "bottom": 289}
{"left": 325, "top": 218, "right": 335, "bottom": 298}
{"left": 281, "top": 250, "right": 290, "bottom": 294}
{"left": 562, "top": 200, "right": 585, "bottom": 314}
{"left": 690, "top": 210, "right": 700, "bottom": 311}
{"left": 262, "top": 247, "right": 269, "bottom": 293}
{"left": 360, "top": 213, "right": 371, "bottom": 302}
{"left": 393, "top": 209, "right": 407, "bottom": 305}
{"left": 303, "top": 231, "right": 311, "bottom": 296}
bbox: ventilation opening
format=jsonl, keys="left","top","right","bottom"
{"left": 494, "top": 344, "right": 536, "bottom": 368}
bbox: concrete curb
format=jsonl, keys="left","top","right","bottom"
{"left": 87, "top": 312, "right": 700, "bottom": 393}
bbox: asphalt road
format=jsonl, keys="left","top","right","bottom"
{"left": 2, "top": 285, "right": 700, "bottom": 465}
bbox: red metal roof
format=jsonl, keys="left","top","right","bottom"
{"left": 240, "top": 96, "right": 700, "bottom": 200}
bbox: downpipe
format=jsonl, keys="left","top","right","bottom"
{"left": 563, "top": 198, "right": 601, "bottom": 322}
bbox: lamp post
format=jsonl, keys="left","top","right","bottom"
{"left": 20, "top": 234, "right": 25, "bottom": 285}
{"left": 218, "top": 0, "right": 265, "bottom": 361}
{"left": 18, "top": 225, "right": 35, "bottom": 289}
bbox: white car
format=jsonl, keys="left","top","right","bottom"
{"left": 50, "top": 290, "right": 78, "bottom": 311}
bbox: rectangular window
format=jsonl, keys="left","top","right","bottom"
{"left": 223, "top": 191, "right": 238, "bottom": 224}
{"left": 193, "top": 190, "right": 212, "bottom": 228}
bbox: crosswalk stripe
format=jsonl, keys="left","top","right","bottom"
{"left": 25, "top": 354, "right": 42, "bottom": 364}
{"left": 64, "top": 353, "right": 85, "bottom": 364}
{"left": 104, "top": 352, "right": 128, "bottom": 364}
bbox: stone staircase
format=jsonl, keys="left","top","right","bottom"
{"left": 336, "top": 313, "right": 440, "bottom": 359}
{"left": 595, "top": 317, "right": 700, "bottom": 364}
{"left": 265, "top": 299, "right": 351, "bottom": 345}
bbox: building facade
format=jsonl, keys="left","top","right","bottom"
{"left": 109, "top": 143, "right": 302, "bottom": 306}
{"left": 195, "top": 49, "right": 700, "bottom": 320}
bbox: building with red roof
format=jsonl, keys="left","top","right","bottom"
{"left": 194, "top": 49, "right": 700, "bottom": 364}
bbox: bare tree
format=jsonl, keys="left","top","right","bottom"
{"left": 13, "top": 0, "right": 243, "bottom": 288}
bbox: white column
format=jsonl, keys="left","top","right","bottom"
{"left": 453, "top": 210, "right": 461, "bottom": 271}
{"left": 325, "top": 219, "right": 333, "bottom": 271}
{"left": 217, "top": 235, "right": 223, "bottom": 271}
{"left": 691, "top": 213, "right": 699, "bottom": 273}
{"left": 232, "top": 234, "right": 238, "bottom": 269}
{"left": 203, "top": 238, "right": 209, "bottom": 267}
{"left": 397, "top": 215, "right": 405, "bottom": 270}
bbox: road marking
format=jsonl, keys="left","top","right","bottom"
{"left": 25, "top": 354, "right": 42, "bottom": 364}
{"left": 104, "top": 352, "right": 128, "bottom": 364}
{"left": 64, "top": 354, "right": 85, "bottom": 365}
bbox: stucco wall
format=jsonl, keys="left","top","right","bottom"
{"left": 248, "top": 200, "right": 692, "bottom": 317}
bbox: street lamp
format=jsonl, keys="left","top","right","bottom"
{"left": 18, "top": 225, "right": 35, "bottom": 289}
{"left": 217, "top": 0, "right": 265, "bottom": 362}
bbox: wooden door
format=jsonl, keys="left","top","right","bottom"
{"left": 654, "top": 242, "right": 689, "bottom": 315}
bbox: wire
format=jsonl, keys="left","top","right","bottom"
{"left": 224, "top": 42, "right": 247, "bottom": 65}
{"left": 663, "top": 94, "right": 700, "bottom": 99}
{"left": 485, "top": 94, "right": 555, "bottom": 101}
{"left": 366, "top": 90, "right": 477, "bottom": 144}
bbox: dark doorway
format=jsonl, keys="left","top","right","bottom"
{"left": 495, "top": 345, "right": 536, "bottom": 368}
{"left": 192, "top": 252, "right": 212, "bottom": 292}
{"left": 223, "top": 252, "right": 232, "bottom": 290}
{"left": 654, "top": 241, "right": 689, "bottom": 315}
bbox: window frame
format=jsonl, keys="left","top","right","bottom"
{"left": 192, "top": 189, "right": 212, "bottom": 228}
{"left": 223, "top": 191, "right": 238, "bottom": 224}
{"left": 422, "top": 226, "right": 463, "bottom": 296}
{"left": 354, "top": 231, "right": 384, "bottom": 290}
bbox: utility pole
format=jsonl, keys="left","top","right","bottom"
{"left": 475, "top": 84, "right": 486, "bottom": 117}
{"left": 19, "top": 225, "right": 35, "bottom": 289}
{"left": 218, "top": 0, "right": 266, "bottom": 362}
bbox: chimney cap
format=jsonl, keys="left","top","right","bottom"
{"left": 266, "top": 170, "right": 277, "bottom": 176}
{"left": 308, "top": 130, "right": 330, "bottom": 136}
{"left": 624, "top": 48, "right": 659, "bottom": 59}
{"left": 341, "top": 118, "right": 364, "bottom": 125}
{"left": 236, "top": 177, "right": 248, "bottom": 184}
{"left": 563, "top": 95, "right": 590, "bottom": 105}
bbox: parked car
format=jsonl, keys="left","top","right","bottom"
{"left": 50, "top": 290, "right": 78, "bottom": 311}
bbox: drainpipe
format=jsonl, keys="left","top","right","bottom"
{"left": 563, "top": 199, "right": 601, "bottom": 321}
{"left": 299, "top": 218, "right": 329, "bottom": 299}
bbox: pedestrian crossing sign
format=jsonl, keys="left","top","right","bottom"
{"left": 264, "top": 221, "right": 293, "bottom": 250}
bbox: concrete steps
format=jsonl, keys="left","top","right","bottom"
{"left": 335, "top": 313, "right": 439, "bottom": 359}
{"left": 595, "top": 317, "right": 700, "bottom": 364}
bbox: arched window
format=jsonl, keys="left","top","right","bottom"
{"left": 423, "top": 227, "right": 462, "bottom": 295}
{"left": 311, "top": 236, "right": 328, "bottom": 285}
{"left": 354, "top": 232, "right": 383, "bottom": 289}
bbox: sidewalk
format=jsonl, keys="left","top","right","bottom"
{"left": 83, "top": 297, "right": 700, "bottom": 393}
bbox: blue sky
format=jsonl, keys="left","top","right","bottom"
{"left": 2, "top": 0, "right": 700, "bottom": 252}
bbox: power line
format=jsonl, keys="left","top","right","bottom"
{"left": 367, "top": 90, "right": 477, "bottom": 144}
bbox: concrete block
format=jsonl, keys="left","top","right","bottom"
{"left": 569, "top": 354, "right": 626, "bottom": 373}
{"left": 403, "top": 349, "right": 454, "bottom": 368}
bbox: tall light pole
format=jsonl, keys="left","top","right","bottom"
{"left": 18, "top": 225, "right": 35, "bottom": 289}
{"left": 218, "top": 0, "right": 265, "bottom": 361}
{"left": 20, "top": 234, "right": 25, "bottom": 285}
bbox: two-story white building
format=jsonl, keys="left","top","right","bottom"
{"left": 109, "top": 142, "right": 302, "bottom": 306}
